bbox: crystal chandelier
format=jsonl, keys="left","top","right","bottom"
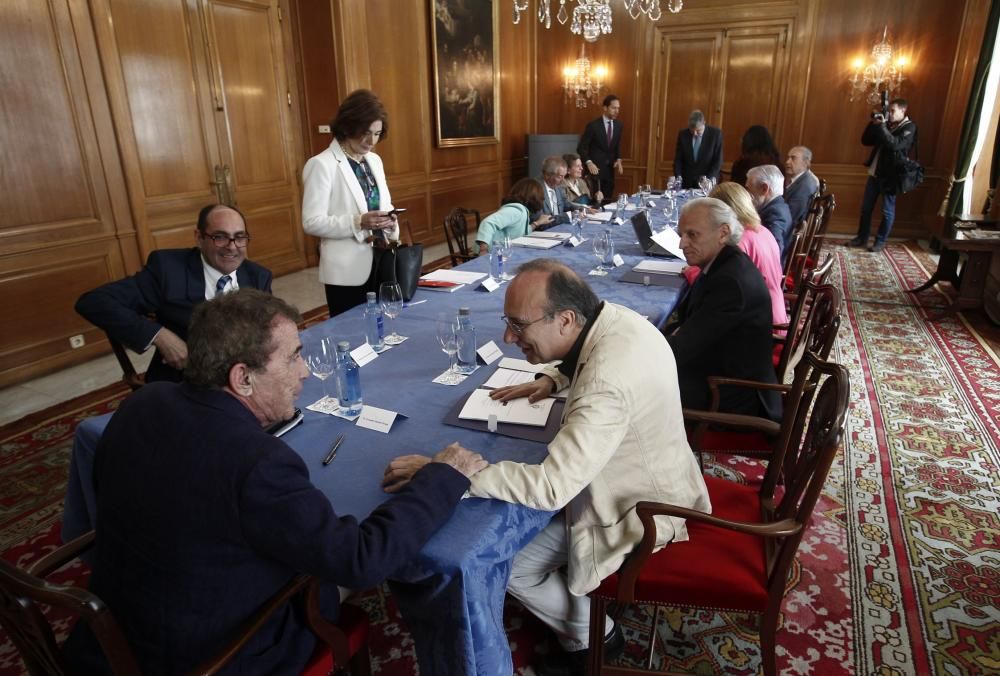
{"left": 513, "top": 0, "right": 683, "bottom": 43}
{"left": 849, "top": 27, "right": 907, "bottom": 105}
{"left": 563, "top": 44, "right": 606, "bottom": 108}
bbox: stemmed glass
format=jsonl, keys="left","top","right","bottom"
{"left": 435, "top": 313, "right": 459, "bottom": 373}
{"left": 592, "top": 230, "right": 614, "bottom": 276}
{"left": 378, "top": 282, "right": 404, "bottom": 345}
{"left": 305, "top": 335, "right": 337, "bottom": 398}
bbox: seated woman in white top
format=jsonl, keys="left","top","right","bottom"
{"left": 476, "top": 178, "right": 547, "bottom": 254}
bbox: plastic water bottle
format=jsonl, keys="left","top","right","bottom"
{"left": 572, "top": 210, "right": 584, "bottom": 241}
{"left": 335, "top": 341, "right": 363, "bottom": 416}
{"left": 454, "top": 307, "right": 478, "bottom": 374}
{"left": 363, "top": 292, "right": 385, "bottom": 351}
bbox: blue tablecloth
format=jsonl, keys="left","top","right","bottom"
{"left": 62, "top": 211, "right": 685, "bottom": 675}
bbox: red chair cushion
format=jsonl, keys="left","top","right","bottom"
{"left": 697, "top": 430, "right": 773, "bottom": 454}
{"left": 772, "top": 342, "right": 783, "bottom": 367}
{"left": 593, "top": 476, "right": 768, "bottom": 612}
{"left": 301, "top": 603, "right": 370, "bottom": 676}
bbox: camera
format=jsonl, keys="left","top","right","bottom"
{"left": 871, "top": 90, "right": 889, "bottom": 122}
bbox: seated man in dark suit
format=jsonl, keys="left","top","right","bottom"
{"left": 673, "top": 110, "right": 723, "bottom": 189}
{"left": 539, "top": 155, "right": 572, "bottom": 228}
{"left": 75, "top": 204, "right": 272, "bottom": 383}
{"left": 783, "top": 145, "right": 820, "bottom": 227}
{"left": 63, "top": 289, "right": 486, "bottom": 674}
{"left": 664, "top": 198, "right": 781, "bottom": 421}
{"left": 746, "top": 165, "right": 794, "bottom": 266}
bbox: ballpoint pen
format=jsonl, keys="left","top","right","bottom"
{"left": 322, "top": 434, "right": 345, "bottom": 466}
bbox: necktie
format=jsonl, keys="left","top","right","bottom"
{"left": 549, "top": 188, "right": 557, "bottom": 215}
{"left": 693, "top": 134, "right": 701, "bottom": 161}
{"left": 606, "top": 120, "right": 613, "bottom": 146}
{"left": 216, "top": 275, "right": 231, "bottom": 295}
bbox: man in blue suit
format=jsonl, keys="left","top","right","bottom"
{"left": 747, "top": 164, "right": 794, "bottom": 266}
{"left": 75, "top": 204, "right": 273, "bottom": 383}
{"left": 539, "top": 156, "right": 572, "bottom": 227}
{"left": 64, "top": 289, "right": 487, "bottom": 674}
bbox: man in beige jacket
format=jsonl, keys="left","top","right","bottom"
{"left": 384, "top": 259, "right": 709, "bottom": 675}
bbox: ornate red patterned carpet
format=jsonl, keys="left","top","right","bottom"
{"left": 1, "top": 244, "right": 997, "bottom": 674}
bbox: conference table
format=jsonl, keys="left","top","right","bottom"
{"left": 63, "top": 198, "right": 688, "bottom": 676}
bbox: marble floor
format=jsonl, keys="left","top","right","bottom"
{"left": 0, "top": 239, "right": 452, "bottom": 427}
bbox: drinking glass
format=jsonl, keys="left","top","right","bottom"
{"left": 435, "top": 313, "right": 459, "bottom": 373}
{"left": 571, "top": 208, "right": 585, "bottom": 241}
{"left": 697, "top": 176, "right": 709, "bottom": 194}
{"left": 616, "top": 193, "right": 628, "bottom": 217}
{"left": 639, "top": 184, "right": 652, "bottom": 204}
{"left": 378, "top": 282, "right": 404, "bottom": 344}
{"left": 592, "top": 231, "right": 612, "bottom": 275}
{"left": 305, "top": 336, "right": 336, "bottom": 398}
{"left": 496, "top": 234, "right": 513, "bottom": 280}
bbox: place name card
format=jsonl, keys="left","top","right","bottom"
{"left": 567, "top": 235, "right": 584, "bottom": 247}
{"left": 477, "top": 340, "right": 504, "bottom": 365}
{"left": 611, "top": 254, "right": 625, "bottom": 267}
{"left": 356, "top": 405, "right": 402, "bottom": 434}
{"left": 350, "top": 342, "right": 378, "bottom": 367}
{"left": 480, "top": 277, "right": 502, "bottom": 292}
{"left": 613, "top": 216, "right": 625, "bottom": 225}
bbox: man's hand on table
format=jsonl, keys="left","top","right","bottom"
{"left": 488, "top": 375, "right": 555, "bottom": 403}
{"left": 382, "top": 443, "right": 487, "bottom": 493}
{"left": 152, "top": 328, "right": 188, "bottom": 370}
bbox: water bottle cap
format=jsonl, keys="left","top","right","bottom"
{"left": 337, "top": 341, "right": 350, "bottom": 351}
{"left": 458, "top": 307, "right": 470, "bottom": 316}
{"left": 366, "top": 291, "right": 376, "bottom": 301}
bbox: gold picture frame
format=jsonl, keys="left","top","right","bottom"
{"left": 431, "top": 0, "right": 500, "bottom": 147}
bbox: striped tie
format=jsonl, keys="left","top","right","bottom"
{"left": 216, "top": 275, "right": 231, "bottom": 295}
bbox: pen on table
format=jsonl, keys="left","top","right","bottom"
{"left": 403, "top": 299, "right": 427, "bottom": 308}
{"left": 322, "top": 434, "right": 345, "bottom": 466}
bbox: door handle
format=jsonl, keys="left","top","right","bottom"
{"left": 211, "top": 164, "right": 226, "bottom": 204}
{"left": 223, "top": 164, "right": 234, "bottom": 206}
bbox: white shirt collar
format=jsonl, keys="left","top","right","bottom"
{"left": 201, "top": 254, "right": 240, "bottom": 300}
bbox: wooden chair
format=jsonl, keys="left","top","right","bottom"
{"left": 774, "top": 282, "right": 841, "bottom": 383}
{"left": 442, "top": 208, "right": 481, "bottom": 267}
{"left": 106, "top": 334, "right": 144, "bottom": 391}
{"left": 0, "top": 531, "right": 371, "bottom": 676}
{"left": 587, "top": 356, "right": 851, "bottom": 676}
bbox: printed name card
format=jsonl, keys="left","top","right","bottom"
{"left": 477, "top": 340, "right": 504, "bottom": 365}
{"left": 612, "top": 254, "right": 625, "bottom": 268}
{"left": 350, "top": 343, "right": 378, "bottom": 367}
{"left": 480, "top": 277, "right": 502, "bottom": 292}
{"left": 613, "top": 216, "right": 625, "bottom": 225}
{"left": 567, "top": 235, "right": 584, "bottom": 247}
{"left": 356, "top": 405, "right": 402, "bottom": 434}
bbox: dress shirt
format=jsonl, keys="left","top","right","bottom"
{"left": 202, "top": 256, "right": 240, "bottom": 300}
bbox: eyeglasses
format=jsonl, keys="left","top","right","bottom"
{"left": 203, "top": 232, "right": 251, "bottom": 248}
{"left": 501, "top": 313, "right": 552, "bottom": 336}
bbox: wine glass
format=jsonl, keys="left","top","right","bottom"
{"left": 592, "top": 231, "right": 612, "bottom": 275}
{"left": 697, "top": 176, "right": 709, "bottom": 194}
{"left": 379, "top": 282, "right": 404, "bottom": 345}
{"left": 435, "top": 313, "right": 459, "bottom": 373}
{"left": 305, "top": 336, "right": 336, "bottom": 398}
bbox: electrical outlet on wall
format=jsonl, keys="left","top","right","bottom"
{"left": 69, "top": 334, "right": 85, "bottom": 349}
{"left": 318, "top": 124, "right": 331, "bottom": 134}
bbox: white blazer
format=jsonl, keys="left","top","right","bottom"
{"left": 301, "top": 139, "right": 399, "bottom": 286}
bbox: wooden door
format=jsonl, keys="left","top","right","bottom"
{"left": 203, "top": 0, "right": 305, "bottom": 274}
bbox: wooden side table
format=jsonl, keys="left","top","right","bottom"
{"left": 909, "top": 215, "right": 1000, "bottom": 316}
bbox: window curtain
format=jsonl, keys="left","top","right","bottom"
{"left": 939, "top": 0, "right": 1000, "bottom": 218}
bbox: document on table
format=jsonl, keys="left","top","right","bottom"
{"left": 649, "top": 227, "right": 686, "bottom": 260}
{"left": 510, "top": 236, "right": 562, "bottom": 249}
{"left": 498, "top": 357, "right": 546, "bottom": 373}
{"left": 482, "top": 367, "right": 536, "bottom": 389}
{"left": 458, "top": 388, "right": 556, "bottom": 427}
{"left": 421, "top": 269, "right": 488, "bottom": 284}
{"left": 587, "top": 211, "right": 613, "bottom": 222}
{"left": 528, "top": 231, "right": 571, "bottom": 240}
{"left": 633, "top": 259, "right": 686, "bottom": 275}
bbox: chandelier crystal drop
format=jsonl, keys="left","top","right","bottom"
{"left": 515, "top": 0, "right": 680, "bottom": 42}
{"left": 849, "top": 26, "right": 907, "bottom": 105}
{"left": 562, "top": 43, "right": 606, "bottom": 108}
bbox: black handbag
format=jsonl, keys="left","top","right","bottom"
{"left": 370, "top": 243, "right": 423, "bottom": 301}
{"left": 898, "top": 158, "right": 924, "bottom": 194}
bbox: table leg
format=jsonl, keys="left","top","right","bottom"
{"left": 909, "top": 247, "right": 961, "bottom": 293}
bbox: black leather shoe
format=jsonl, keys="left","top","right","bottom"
{"left": 869, "top": 241, "right": 886, "bottom": 253}
{"left": 845, "top": 237, "right": 866, "bottom": 248}
{"left": 535, "top": 622, "right": 625, "bottom": 676}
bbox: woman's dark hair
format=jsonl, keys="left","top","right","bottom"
{"left": 740, "top": 125, "right": 779, "bottom": 157}
{"left": 562, "top": 152, "right": 581, "bottom": 167}
{"left": 331, "top": 89, "right": 389, "bottom": 142}
{"left": 502, "top": 177, "right": 545, "bottom": 214}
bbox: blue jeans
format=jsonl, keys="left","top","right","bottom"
{"left": 856, "top": 175, "right": 896, "bottom": 244}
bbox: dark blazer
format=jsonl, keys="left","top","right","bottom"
{"left": 64, "top": 383, "right": 468, "bottom": 675}
{"left": 75, "top": 248, "right": 272, "bottom": 383}
{"left": 784, "top": 169, "right": 820, "bottom": 227}
{"left": 541, "top": 182, "right": 572, "bottom": 225}
{"left": 673, "top": 126, "right": 723, "bottom": 189}
{"left": 756, "top": 196, "right": 794, "bottom": 265}
{"left": 665, "top": 245, "right": 781, "bottom": 421}
{"left": 863, "top": 118, "right": 918, "bottom": 194}
{"left": 577, "top": 116, "right": 622, "bottom": 174}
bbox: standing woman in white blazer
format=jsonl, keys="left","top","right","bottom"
{"left": 302, "top": 89, "right": 400, "bottom": 316}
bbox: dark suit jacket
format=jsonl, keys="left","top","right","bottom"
{"left": 756, "top": 196, "right": 794, "bottom": 265}
{"left": 64, "top": 383, "right": 468, "bottom": 675}
{"left": 75, "top": 248, "right": 272, "bottom": 383}
{"left": 665, "top": 245, "right": 781, "bottom": 421}
{"left": 577, "top": 116, "right": 622, "bottom": 180}
{"left": 784, "top": 169, "right": 820, "bottom": 227}
{"left": 673, "top": 126, "right": 723, "bottom": 189}
{"left": 541, "top": 183, "right": 572, "bottom": 225}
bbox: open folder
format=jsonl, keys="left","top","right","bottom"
{"left": 444, "top": 390, "right": 564, "bottom": 443}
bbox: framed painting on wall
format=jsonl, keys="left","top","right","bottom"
{"left": 431, "top": 0, "right": 500, "bottom": 147}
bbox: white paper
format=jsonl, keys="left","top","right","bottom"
{"left": 529, "top": 231, "right": 571, "bottom": 240}
{"left": 458, "top": 388, "right": 556, "bottom": 427}
{"left": 477, "top": 340, "right": 504, "bottom": 365}
{"left": 613, "top": 216, "right": 625, "bottom": 225}
{"left": 480, "top": 277, "right": 501, "bottom": 292}
{"left": 482, "top": 367, "right": 536, "bottom": 389}
{"left": 649, "top": 228, "right": 686, "bottom": 260}
{"left": 587, "top": 211, "right": 613, "bottom": 222}
{"left": 384, "top": 334, "right": 408, "bottom": 346}
{"left": 306, "top": 395, "right": 341, "bottom": 414}
{"left": 356, "top": 405, "right": 399, "bottom": 434}
{"left": 433, "top": 370, "right": 468, "bottom": 385}
{"left": 510, "top": 236, "right": 562, "bottom": 249}
{"left": 634, "top": 259, "right": 686, "bottom": 274}
{"left": 349, "top": 342, "right": 378, "bottom": 367}
{"left": 611, "top": 254, "right": 625, "bottom": 267}
{"left": 498, "top": 357, "right": 546, "bottom": 373}
{"left": 567, "top": 235, "right": 584, "bottom": 247}
{"left": 421, "top": 269, "right": 488, "bottom": 284}
{"left": 602, "top": 204, "right": 616, "bottom": 211}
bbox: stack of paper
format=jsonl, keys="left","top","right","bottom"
{"left": 510, "top": 236, "right": 562, "bottom": 249}
{"left": 421, "top": 269, "right": 488, "bottom": 284}
{"left": 649, "top": 228, "right": 686, "bottom": 260}
{"left": 633, "top": 259, "right": 686, "bottom": 275}
{"left": 587, "top": 211, "right": 613, "bottom": 222}
{"left": 458, "top": 388, "right": 556, "bottom": 427}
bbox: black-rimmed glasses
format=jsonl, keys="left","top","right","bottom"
{"left": 501, "top": 313, "right": 552, "bottom": 336}
{"left": 203, "top": 233, "right": 251, "bottom": 248}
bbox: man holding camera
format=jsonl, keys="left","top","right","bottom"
{"left": 847, "top": 97, "right": 918, "bottom": 253}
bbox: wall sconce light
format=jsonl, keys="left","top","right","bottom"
{"left": 849, "top": 26, "right": 908, "bottom": 105}
{"left": 563, "top": 44, "right": 606, "bottom": 108}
